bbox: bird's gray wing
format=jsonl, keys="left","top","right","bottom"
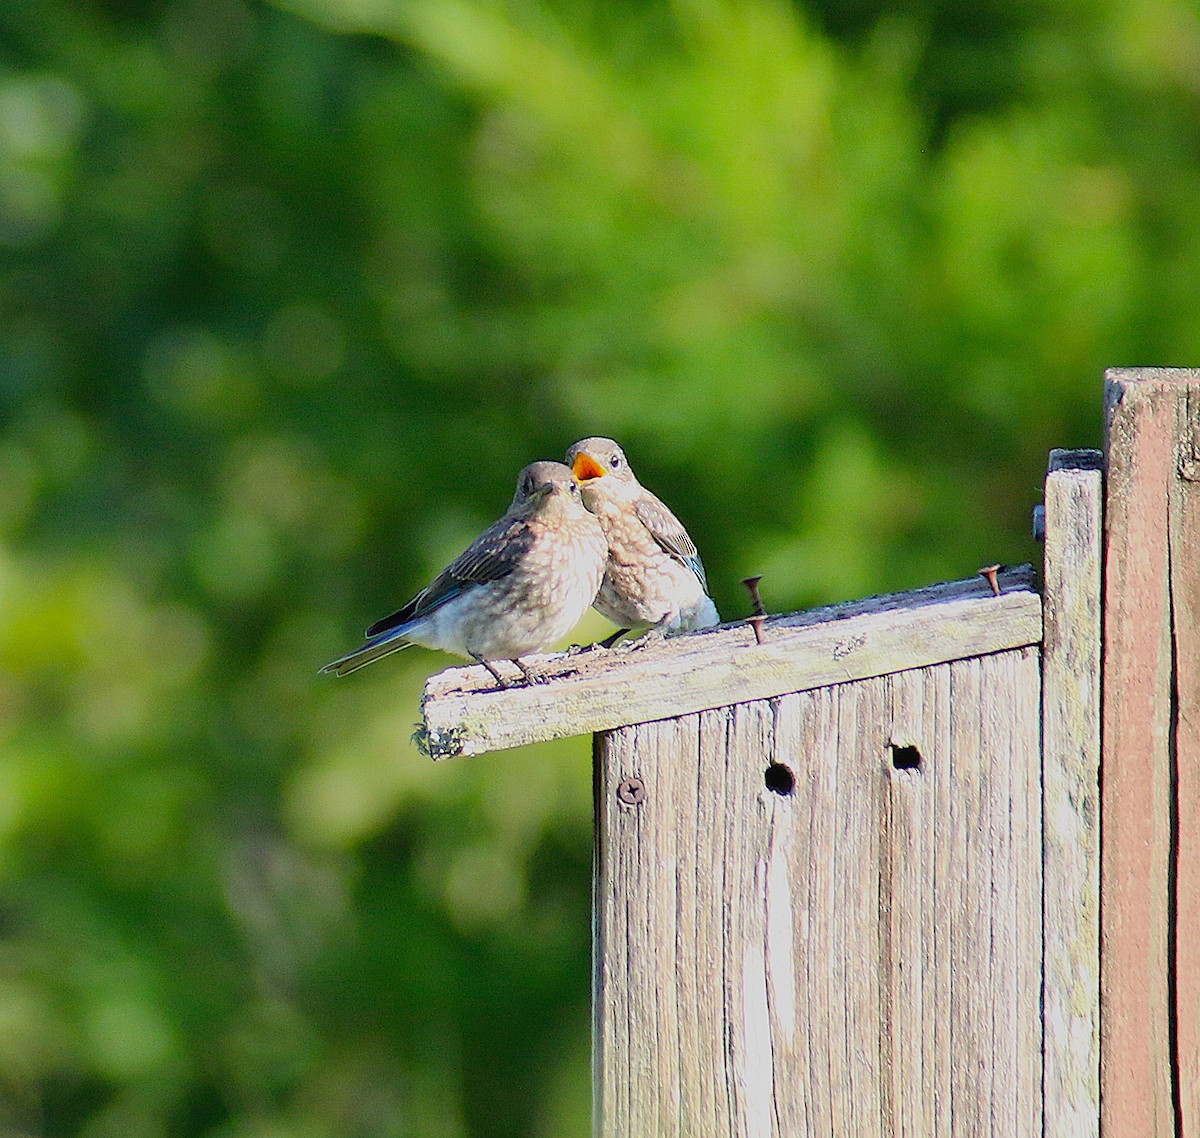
{"left": 634, "top": 492, "right": 709, "bottom": 591}
{"left": 365, "top": 516, "right": 536, "bottom": 637}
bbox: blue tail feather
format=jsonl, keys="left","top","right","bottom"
{"left": 320, "top": 622, "right": 416, "bottom": 677}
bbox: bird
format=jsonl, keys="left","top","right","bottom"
{"left": 566, "top": 436, "right": 719, "bottom": 644}
{"left": 322, "top": 461, "right": 608, "bottom": 685}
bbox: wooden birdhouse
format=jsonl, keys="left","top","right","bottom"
{"left": 418, "top": 367, "right": 1200, "bottom": 1137}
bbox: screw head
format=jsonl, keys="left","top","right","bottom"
{"left": 1032, "top": 504, "right": 1046, "bottom": 542}
{"left": 616, "top": 776, "right": 645, "bottom": 806}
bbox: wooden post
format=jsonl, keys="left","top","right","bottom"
{"left": 590, "top": 588, "right": 1043, "bottom": 1136}
{"left": 1041, "top": 448, "right": 1103, "bottom": 1137}
{"left": 1101, "top": 367, "right": 1200, "bottom": 1137}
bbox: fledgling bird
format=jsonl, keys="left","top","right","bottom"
{"left": 322, "top": 461, "right": 607, "bottom": 685}
{"left": 566, "top": 436, "right": 719, "bottom": 642}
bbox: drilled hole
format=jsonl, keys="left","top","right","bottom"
{"left": 891, "top": 744, "right": 922, "bottom": 771}
{"left": 765, "top": 763, "right": 795, "bottom": 796}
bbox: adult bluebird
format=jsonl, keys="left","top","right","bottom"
{"left": 322, "top": 461, "right": 607, "bottom": 685}
{"left": 566, "top": 437, "right": 719, "bottom": 641}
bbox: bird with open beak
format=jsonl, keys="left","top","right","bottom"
{"left": 566, "top": 437, "right": 720, "bottom": 643}
{"left": 322, "top": 461, "right": 607, "bottom": 686}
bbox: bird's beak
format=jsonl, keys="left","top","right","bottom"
{"left": 572, "top": 452, "right": 607, "bottom": 482}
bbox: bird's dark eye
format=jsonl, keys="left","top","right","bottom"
{"left": 609, "top": 454, "right": 621, "bottom": 470}
{"left": 568, "top": 481, "right": 579, "bottom": 495}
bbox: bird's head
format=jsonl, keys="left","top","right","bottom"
{"left": 511, "top": 460, "right": 586, "bottom": 515}
{"left": 567, "top": 438, "right": 638, "bottom": 501}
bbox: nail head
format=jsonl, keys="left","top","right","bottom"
{"left": 978, "top": 564, "right": 1002, "bottom": 596}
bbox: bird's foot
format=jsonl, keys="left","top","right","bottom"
{"left": 613, "top": 617, "right": 677, "bottom": 652}
{"left": 567, "top": 629, "right": 632, "bottom": 653}
{"left": 605, "top": 632, "right": 657, "bottom": 653}
{"left": 511, "top": 657, "right": 546, "bottom": 685}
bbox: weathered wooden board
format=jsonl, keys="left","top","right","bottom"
{"left": 1102, "top": 366, "right": 1200, "bottom": 1137}
{"left": 419, "top": 566, "right": 1041, "bottom": 759}
{"left": 1168, "top": 381, "right": 1200, "bottom": 1132}
{"left": 1041, "top": 448, "right": 1102, "bottom": 1138}
{"left": 592, "top": 649, "right": 1042, "bottom": 1137}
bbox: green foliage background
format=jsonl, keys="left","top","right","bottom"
{"left": 1, "top": 0, "right": 1198, "bottom": 1133}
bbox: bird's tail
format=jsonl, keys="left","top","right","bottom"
{"left": 320, "top": 625, "right": 415, "bottom": 676}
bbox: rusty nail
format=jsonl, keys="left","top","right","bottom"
{"left": 979, "top": 564, "right": 1002, "bottom": 596}
{"left": 741, "top": 575, "right": 767, "bottom": 644}
{"left": 742, "top": 575, "right": 766, "bottom": 613}
{"left": 617, "top": 776, "right": 645, "bottom": 806}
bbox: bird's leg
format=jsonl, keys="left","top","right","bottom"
{"left": 471, "top": 653, "right": 509, "bottom": 689}
{"left": 604, "top": 630, "right": 655, "bottom": 653}
{"left": 567, "top": 628, "right": 627, "bottom": 653}
{"left": 511, "top": 657, "right": 542, "bottom": 685}
{"left": 617, "top": 613, "right": 676, "bottom": 652}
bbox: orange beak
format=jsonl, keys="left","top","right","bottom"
{"left": 572, "top": 452, "right": 607, "bottom": 482}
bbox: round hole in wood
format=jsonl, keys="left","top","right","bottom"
{"left": 764, "top": 762, "right": 795, "bottom": 796}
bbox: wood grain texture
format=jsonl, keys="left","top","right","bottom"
{"left": 1102, "top": 368, "right": 1200, "bottom": 1137}
{"left": 1168, "top": 382, "right": 1200, "bottom": 1133}
{"left": 419, "top": 566, "right": 1040, "bottom": 759}
{"left": 592, "top": 649, "right": 1042, "bottom": 1137}
{"left": 1041, "top": 448, "right": 1103, "bottom": 1137}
